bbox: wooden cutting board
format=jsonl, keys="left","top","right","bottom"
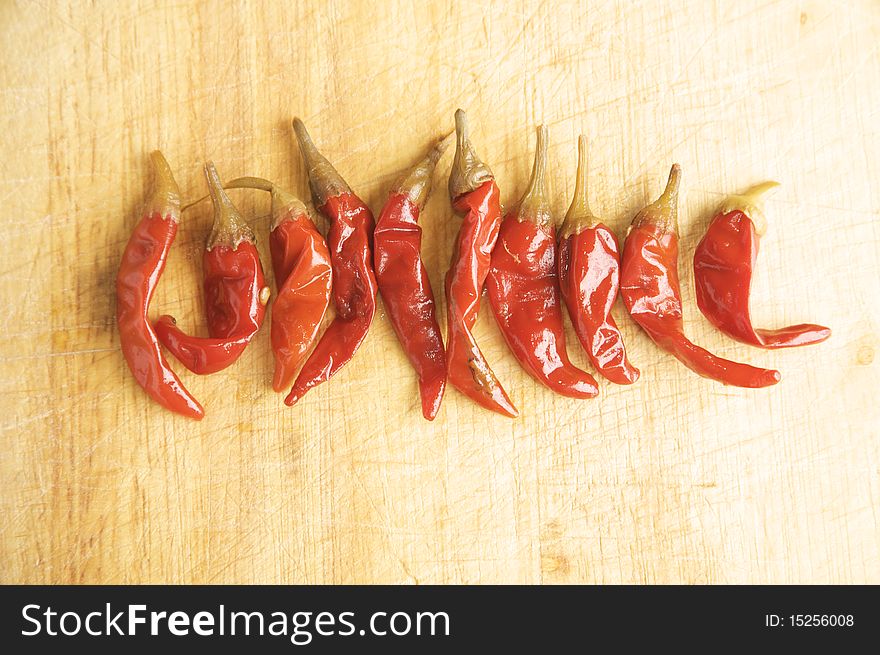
{"left": 1, "top": 0, "right": 877, "bottom": 584}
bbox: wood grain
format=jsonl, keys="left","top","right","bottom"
{"left": 0, "top": 0, "right": 877, "bottom": 584}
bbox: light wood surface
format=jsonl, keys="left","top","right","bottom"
{"left": 1, "top": 0, "right": 878, "bottom": 584}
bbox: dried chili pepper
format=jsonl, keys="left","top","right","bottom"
{"left": 285, "top": 118, "right": 378, "bottom": 407}
{"left": 175, "top": 176, "right": 332, "bottom": 389}
{"left": 557, "top": 136, "right": 639, "bottom": 385}
{"left": 154, "top": 162, "right": 270, "bottom": 375}
{"left": 445, "top": 109, "right": 517, "bottom": 417}
{"left": 620, "top": 164, "right": 781, "bottom": 388}
{"left": 374, "top": 134, "right": 452, "bottom": 420}
{"left": 486, "top": 126, "right": 598, "bottom": 399}
{"left": 214, "top": 177, "right": 335, "bottom": 392}
{"left": 116, "top": 151, "right": 204, "bottom": 419}
{"left": 693, "top": 182, "right": 831, "bottom": 348}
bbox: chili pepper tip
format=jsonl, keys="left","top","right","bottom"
{"left": 662, "top": 164, "right": 682, "bottom": 201}
{"left": 204, "top": 162, "right": 255, "bottom": 250}
{"left": 393, "top": 132, "right": 454, "bottom": 209}
{"left": 560, "top": 135, "right": 598, "bottom": 238}
{"left": 292, "top": 118, "right": 351, "bottom": 206}
{"left": 655, "top": 163, "right": 682, "bottom": 224}
{"left": 718, "top": 180, "right": 780, "bottom": 236}
{"left": 633, "top": 163, "right": 682, "bottom": 232}
{"left": 146, "top": 151, "right": 181, "bottom": 220}
{"left": 449, "top": 109, "right": 494, "bottom": 201}
{"left": 517, "top": 124, "right": 552, "bottom": 225}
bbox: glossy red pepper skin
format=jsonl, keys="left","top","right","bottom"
{"left": 285, "top": 119, "right": 378, "bottom": 407}
{"left": 444, "top": 110, "right": 517, "bottom": 417}
{"left": 446, "top": 178, "right": 516, "bottom": 416}
{"left": 376, "top": 193, "right": 447, "bottom": 419}
{"left": 558, "top": 228, "right": 639, "bottom": 384}
{"left": 116, "top": 151, "right": 204, "bottom": 419}
{"left": 620, "top": 165, "right": 781, "bottom": 388}
{"left": 201, "top": 177, "right": 333, "bottom": 393}
{"left": 693, "top": 185, "right": 830, "bottom": 348}
{"left": 373, "top": 137, "right": 449, "bottom": 421}
{"left": 155, "top": 163, "right": 268, "bottom": 375}
{"left": 486, "top": 126, "right": 598, "bottom": 399}
{"left": 374, "top": 137, "right": 450, "bottom": 420}
{"left": 488, "top": 219, "right": 599, "bottom": 398}
{"left": 268, "top": 202, "right": 333, "bottom": 392}
{"left": 203, "top": 243, "right": 266, "bottom": 339}
{"left": 152, "top": 318, "right": 253, "bottom": 375}
{"left": 557, "top": 136, "right": 639, "bottom": 385}
{"left": 154, "top": 244, "right": 266, "bottom": 374}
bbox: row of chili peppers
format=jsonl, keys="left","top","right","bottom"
{"left": 116, "top": 110, "right": 830, "bottom": 421}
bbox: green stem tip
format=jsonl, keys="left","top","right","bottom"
{"left": 394, "top": 130, "right": 455, "bottom": 209}
{"left": 448, "top": 108, "right": 494, "bottom": 200}
{"left": 146, "top": 150, "right": 181, "bottom": 220}
{"left": 292, "top": 118, "right": 351, "bottom": 206}
{"left": 204, "top": 161, "right": 254, "bottom": 250}
{"left": 632, "top": 163, "right": 682, "bottom": 233}
{"left": 517, "top": 124, "right": 551, "bottom": 226}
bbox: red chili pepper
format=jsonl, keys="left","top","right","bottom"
{"left": 374, "top": 134, "right": 452, "bottom": 420}
{"left": 285, "top": 118, "right": 378, "bottom": 407}
{"left": 557, "top": 136, "right": 639, "bottom": 385}
{"left": 486, "top": 126, "right": 598, "bottom": 399}
{"left": 116, "top": 152, "right": 204, "bottom": 419}
{"left": 154, "top": 162, "right": 270, "bottom": 375}
{"left": 693, "top": 182, "right": 831, "bottom": 348}
{"left": 445, "top": 109, "right": 517, "bottom": 417}
{"left": 620, "top": 164, "right": 781, "bottom": 388}
{"left": 216, "top": 177, "right": 334, "bottom": 393}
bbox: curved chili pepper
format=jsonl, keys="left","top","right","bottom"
{"left": 486, "top": 126, "right": 598, "bottom": 399}
{"left": 445, "top": 109, "right": 517, "bottom": 417}
{"left": 214, "top": 177, "right": 334, "bottom": 393}
{"left": 154, "top": 162, "right": 270, "bottom": 374}
{"left": 374, "top": 134, "right": 452, "bottom": 420}
{"left": 620, "top": 164, "right": 781, "bottom": 388}
{"left": 116, "top": 151, "right": 204, "bottom": 419}
{"left": 285, "top": 118, "right": 378, "bottom": 407}
{"left": 557, "top": 136, "right": 639, "bottom": 385}
{"left": 693, "top": 182, "right": 831, "bottom": 348}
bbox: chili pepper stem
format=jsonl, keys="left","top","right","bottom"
{"left": 632, "top": 163, "right": 681, "bottom": 232}
{"left": 145, "top": 151, "right": 181, "bottom": 220}
{"left": 223, "top": 176, "right": 309, "bottom": 230}
{"left": 517, "top": 124, "right": 552, "bottom": 226}
{"left": 204, "top": 162, "right": 255, "bottom": 250}
{"left": 718, "top": 180, "right": 780, "bottom": 236}
{"left": 449, "top": 109, "right": 494, "bottom": 200}
{"left": 292, "top": 118, "right": 351, "bottom": 206}
{"left": 181, "top": 177, "right": 309, "bottom": 230}
{"left": 560, "top": 135, "right": 599, "bottom": 238}
{"left": 394, "top": 131, "right": 454, "bottom": 209}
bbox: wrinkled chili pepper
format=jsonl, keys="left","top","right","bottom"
{"left": 620, "top": 164, "right": 781, "bottom": 388}
{"left": 557, "top": 136, "right": 639, "bottom": 385}
{"left": 486, "top": 125, "right": 598, "bottom": 399}
{"left": 693, "top": 182, "right": 831, "bottom": 348}
{"left": 374, "top": 134, "right": 452, "bottom": 420}
{"left": 285, "top": 118, "right": 378, "bottom": 407}
{"left": 212, "top": 177, "right": 334, "bottom": 393}
{"left": 445, "top": 109, "right": 517, "bottom": 417}
{"left": 154, "top": 162, "right": 270, "bottom": 375}
{"left": 116, "top": 151, "right": 204, "bottom": 419}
